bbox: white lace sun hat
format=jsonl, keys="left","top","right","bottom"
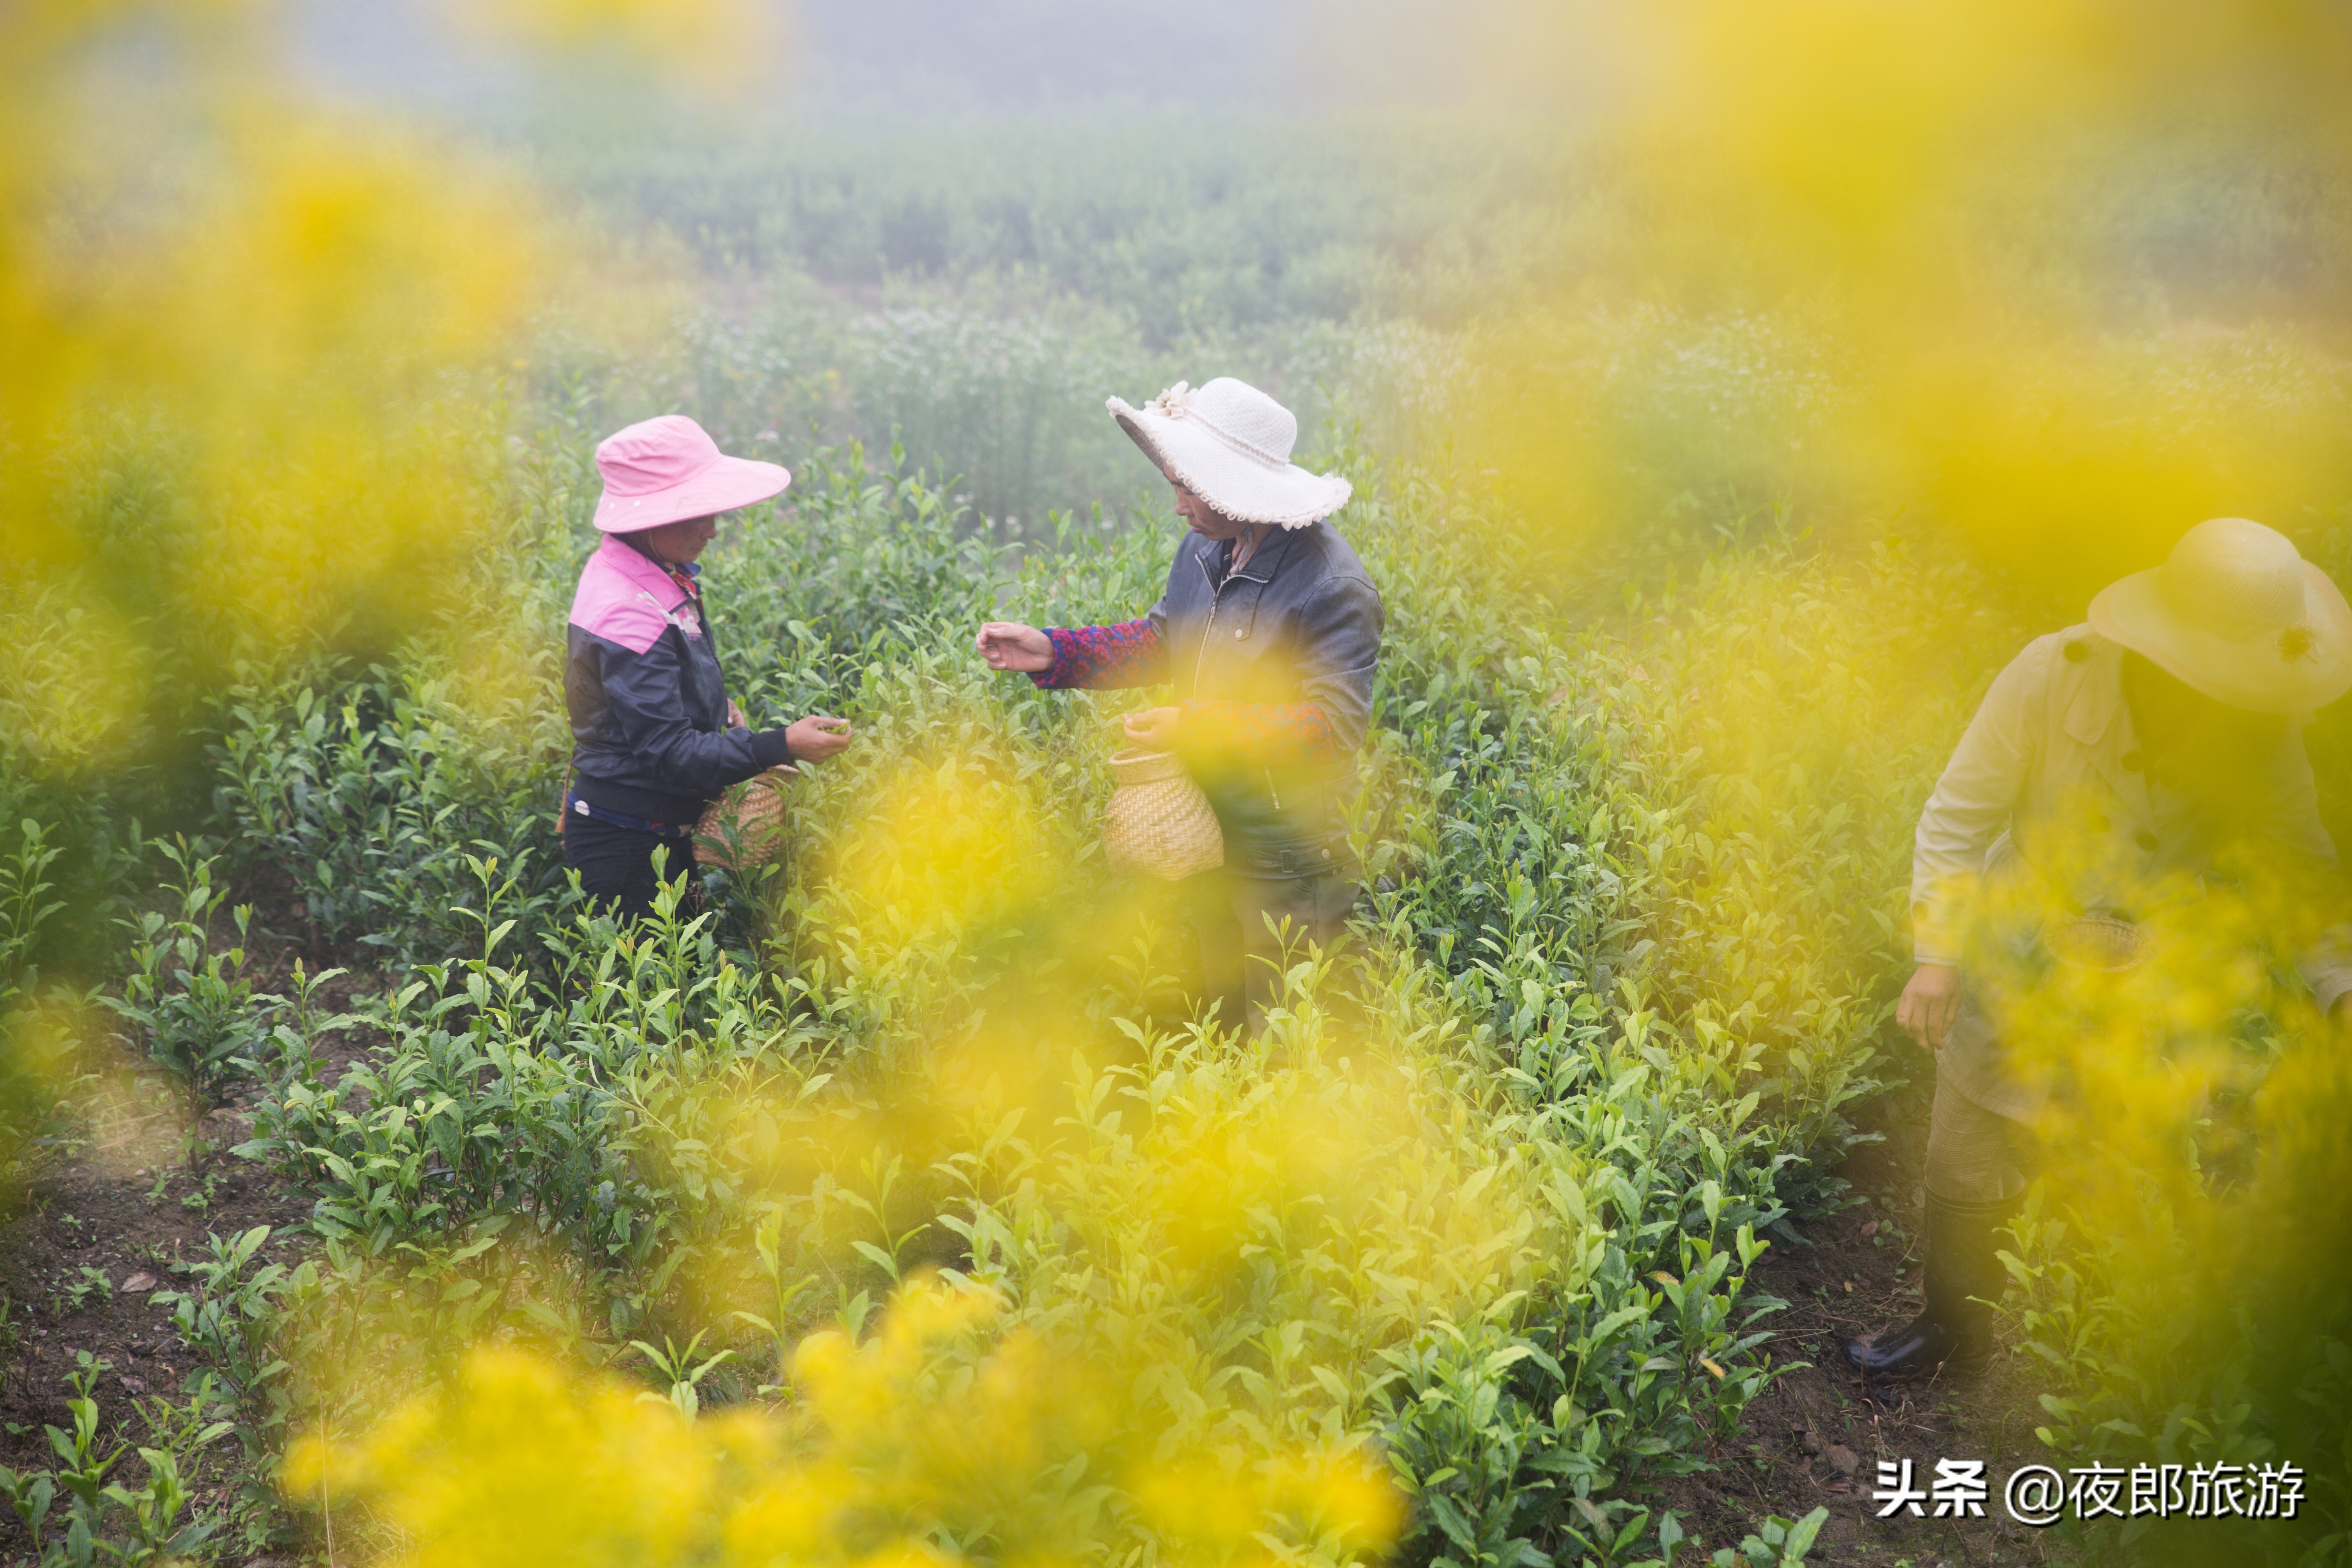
{"left": 2089, "top": 517, "right": 2352, "bottom": 714}
{"left": 1107, "top": 378, "right": 1350, "bottom": 529}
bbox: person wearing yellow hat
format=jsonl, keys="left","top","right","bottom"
{"left": 1848, "top": 517, "right": 2352, "bottom": 1382}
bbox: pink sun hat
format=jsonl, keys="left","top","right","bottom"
{"left": 591, "top": 414, "right": 790, "bottom": 533}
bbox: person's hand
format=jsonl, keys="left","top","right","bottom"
{"left": 975, "top": 621, "right": 1054, "bottom": 673}
{"left": 1122, "top": 706, "right": 1182, "bottom": 751}
{"left": 1897, "top": 963, "right": 1962, "bottom": 1051}
{"left": 727, "top": 699, "right": 746, "bottom": 729}
{"left": 786, "top": 714, "right": 854, "bottom": 762}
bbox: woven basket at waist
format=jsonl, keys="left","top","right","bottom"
{"left": 1102, "top": 747, "right": 1222, "bottom": 880}
{"left": 1109, "top": 748, "right": 1188, "bottom": 787}
{"left": 2045, "top": 914, "right": 2148, "bottom": 973}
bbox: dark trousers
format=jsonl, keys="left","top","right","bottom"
{"left": 562, "top": 812, "right": 697, "bottom": 922}
{"left": 1183, "top": 867, "right": 1358, "bottom": 1032}
{"left": 1925, "top": 1071, "right": 2039, "bottom": 1205}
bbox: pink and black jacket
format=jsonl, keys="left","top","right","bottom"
{"left": 1033, "top": 521, "right": 1383, "bottom": 879}
{"left": 564, "top": 533, "right": 793, "bottom": 829}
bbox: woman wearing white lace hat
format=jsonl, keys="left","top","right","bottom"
{"left": 1847, "top": 517, "right": 2352, "bottom": 1384}
{"left": 976, "top": 378, "right": 1385, "bottom": 1030}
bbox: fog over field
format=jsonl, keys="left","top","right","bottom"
{"left": 286, "top": 0, "right": 1310, "bottom": 114}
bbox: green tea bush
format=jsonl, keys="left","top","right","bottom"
{"left": 1578, "top": 530, "right": 2036, "bottom": 1194}
{"left": 545, "top": 120, "right": 1571, "bottom": 341}
{"left": 104, "top": 841, "right": 276, "bottom": 1111}
{"left": 534, "top": 286, "right": 1421, "bottom": 533}
{"left": 207, "top": 654, "right": 573, "bottom": 970}
{"left": 0, "top": 1354, "right": 229, "bottom": 1568}
{"left": 0, "top": 820, "right": 105, "bottom": 1207}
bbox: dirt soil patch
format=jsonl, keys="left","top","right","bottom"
{"left": 1655, "top": 1080, "right": 2085, "bottom": 1568}
{"left": 0, "top": 1078, "right": 310, "bottom": 1558}
{"left": 0, "top": 933, "right": 384, "bottom": 1563}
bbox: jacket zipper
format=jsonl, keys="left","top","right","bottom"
{"left": 1193, "top": 541, "right": 1281, "bottom": 811}
{"left": 1192, "top": 540, "right": 1271, "bottom": 689}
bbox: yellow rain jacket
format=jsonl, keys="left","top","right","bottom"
{"left": 1910, "top": 624, "right": 2352, "bottom": 1118}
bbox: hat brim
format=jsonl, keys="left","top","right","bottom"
{"left": 1110, "top": 401, "right": 1349, "bottom": 529}
{"left": 595, "top": 455, "right": 791, "bottom": 533}
{"left": 2088, "top": 561, "right": 2352, "bottom": 714}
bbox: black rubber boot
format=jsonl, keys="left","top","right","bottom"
{"left": 1844, "top": 1189, "right": 2018, "bottom": 1381}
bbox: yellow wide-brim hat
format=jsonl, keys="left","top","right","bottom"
{"left": 2089, "top": 517, "right": 2352, "bottom": 715}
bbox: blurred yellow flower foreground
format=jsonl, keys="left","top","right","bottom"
{"left": 288, "top": 1278, "right": 1399, "bottom": 1567}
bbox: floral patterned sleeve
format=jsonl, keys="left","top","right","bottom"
{"left": 1175, "top": 699, "right": 1339, "bottom": 768}
{"left": 1030, "top": 620, "right": 1167, "bottom": 689}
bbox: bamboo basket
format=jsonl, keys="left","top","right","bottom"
{"left": 695, "top": 765, "right": 798, "bottom": 870}
{"left": 2045, "top": 914, "right": 2148, "bottom": 973}
{"left": 1102, "top": 748, "right": 1223, "bottom": 880}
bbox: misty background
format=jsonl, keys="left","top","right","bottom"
{"left": 260, "top": 0, "right": 1612, "bottom": 538}
{"left": 285, "top": 0, "right": 1546, "bottom": 118}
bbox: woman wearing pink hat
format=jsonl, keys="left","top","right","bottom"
{"left": 563, "top": 414, "right": 853, "bottom": 918}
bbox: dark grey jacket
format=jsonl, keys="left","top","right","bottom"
{"left": 1039, "top": 521, "right": 1384, "bottom": 878}
{"left": 564, "top": 533, "right": 793, "bottom": 823}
